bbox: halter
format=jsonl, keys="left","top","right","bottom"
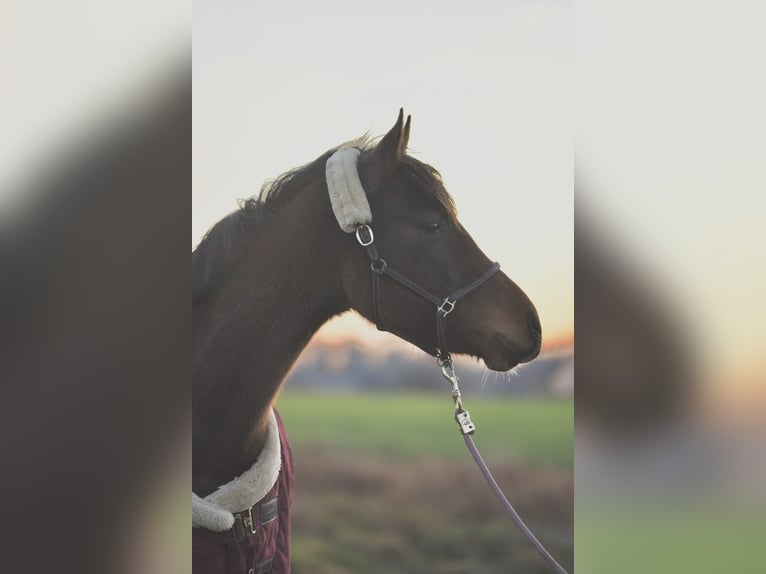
{"left": 326, "top": 148, "right": 568, "bottom": 574}
{"left": 327, "top": 145, "right": 500, "bottom": 382}
{"left": 354, "top": 223, "right": 499, "bottom": 367}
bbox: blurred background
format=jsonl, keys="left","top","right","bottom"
{"left": 576, "top": 1, "right": 766, "bottom": 572}
{"left": 194, "top": 1, "right": 572, "bottom": 572}
{"left": 7, "top": 0, "right": 763, "bottom": 573}
{"left": 1, "top": 2, "right": 189, "bottom": 574}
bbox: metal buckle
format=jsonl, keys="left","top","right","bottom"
{"left": 437, "top": 298, "right": 456, "bottom": 317}
{"left": 243, "top": 506, "right": 257, "bottom": 534}
{"left": 355, "top": 224, "right": 374, "bottom": 246}
{"left": 233, "top": 506, "right": 256, "bottom": 541}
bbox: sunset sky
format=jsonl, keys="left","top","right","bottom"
{"left": 193, "top": 1, "right": 572, "bottom": 349}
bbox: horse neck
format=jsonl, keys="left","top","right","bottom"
{"left": 193, "top": 183, "right": 349, "bottom": 495}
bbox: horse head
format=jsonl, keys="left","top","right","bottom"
{"left": 338, "top": 110, "right": 541, "bottom": 371}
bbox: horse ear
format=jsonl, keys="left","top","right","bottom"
{"left": 401, "top": 112, "right": 412, "bottom": 155}
{"left": 363, "top": 109, "right": 411, "bottom": 190}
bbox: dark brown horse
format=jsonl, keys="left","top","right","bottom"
{"left": 192, "top": 110, "right": 541, "bottom": 569}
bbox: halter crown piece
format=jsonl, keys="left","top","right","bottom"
{"left": 325, "top": 147, "right": 372, "bottom": 233}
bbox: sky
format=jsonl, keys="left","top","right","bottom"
{"left": 193, "top": 0, "right": 573, "bottom": 349}
{"left": 576, "top": 0, "right": 766, "bottom": 381}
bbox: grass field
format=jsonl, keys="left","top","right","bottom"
{"left": 276, "top": 392, "right": 573, "bottom": 467}
{"left": 275, "top": 392, "right": 573, "bottom": 573}
{"left": 577, "top": 504, "right": 766, "bottom": 573}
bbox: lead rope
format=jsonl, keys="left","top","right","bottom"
{"left": 440, "top": 359, "right": 569, "bottom": 574}
{"left": 354, "top": 224, "right": 568, "bottom": 574}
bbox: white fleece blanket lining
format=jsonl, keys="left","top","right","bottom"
{"left": 192, "top": 409, "right": 282, "bottom": 532}
{"left": 325, "top": 147, "right": 372, "bottom": 233}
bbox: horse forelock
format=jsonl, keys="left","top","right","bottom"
{"left": 397, "top": 156, "right": 457, "bottom": 219}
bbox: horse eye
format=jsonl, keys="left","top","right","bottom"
{"left": 424, "top": 220, "right": 442, "bottom": 233}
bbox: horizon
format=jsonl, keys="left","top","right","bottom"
{"left": 306, "top": 310, "right": 573, "bottom": 358}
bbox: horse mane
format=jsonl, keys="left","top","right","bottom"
{"left": 192, "top": 199, "right": 266, "bottom": 303}
{"left": 192, "top": 134, "right": 455, "bottom": 304}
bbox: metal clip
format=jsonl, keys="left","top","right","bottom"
{"left": 455, "top": 410, "right": 476, "bottom": 435}
{"left": 440, "top": 358, "right": 475, "bottom": 432}
{"left": 440, "top": 359, "right": 458, "bottom": 387}
{"left": 440, "top": 359, "right": 465, "bottom": 412}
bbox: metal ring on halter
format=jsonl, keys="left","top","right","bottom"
{"left": 355, "top": 224, "right": 374, "bottom": 246}
{"left": 370, "top": 258, "right": 387, "bottom": 274}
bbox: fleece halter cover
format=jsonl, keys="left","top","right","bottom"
{"left": 192, "top": 409, "right": 282, "bottom": 531}
{"left": 325, "top": 147, "right": 372, "bottom": 233}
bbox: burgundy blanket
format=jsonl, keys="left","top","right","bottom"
{"left": 193, "top": 411, "right": 294, "bottom": 574}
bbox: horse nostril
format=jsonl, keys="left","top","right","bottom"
{"left": 516, "top": 311, "right": 542, "bottom": 364}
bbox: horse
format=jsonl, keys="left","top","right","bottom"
{"left": 192, "top": 110, "right": 542, "bottom": 573}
